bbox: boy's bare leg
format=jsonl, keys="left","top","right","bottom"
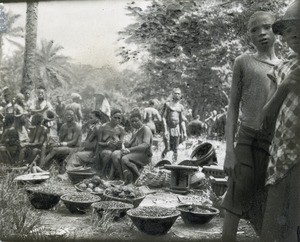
{"left": 222, "top": 211, "right": 239, "bottom": 242}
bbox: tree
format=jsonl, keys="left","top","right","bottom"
{"left": 36, "top": 39, "right": 73, "bottom": 90}
{"left": 0, "top": 6, "right": 24, "bottom": 66}
{"left": 119, "top": 0, "right": 290, "bottom": 116}
{"left": 21, "top": 2, "right": 38, "bottom": 93}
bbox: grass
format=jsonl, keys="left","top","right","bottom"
{"left": 0, "top": 172, "right": 42, "bottom": 241}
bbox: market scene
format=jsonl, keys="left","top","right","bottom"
{"left": 0, "top": 0, "right": 299, "bottom": 241}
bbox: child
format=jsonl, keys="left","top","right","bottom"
{"left": 260, "top": 1, "right": 300, "bottom": 241}
{"left": 222, "top": 11, "right": 280, "bottom": 241}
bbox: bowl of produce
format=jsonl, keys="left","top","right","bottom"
{"left": 103, "top": 185, "right": 145, "bottom": 208}
{"left": 75, "top": 176, "right": 124, "bottom": 198}
{"left": 61, "top": 193, "right": 101, "bottom": 214}
{"left": 25, "top": 185, "right": 66, "bottom": 210}
{"left": 176, "top": 204, "right": 219, "bottom": 225}
{"left": 92, "top": 201, "right": 133, "bottom": 220}
{"left": 127, "top": 206, "right": 180, "bottom": 235}
{"left": 67, "top": 170, "right": 96, "bottom": 184}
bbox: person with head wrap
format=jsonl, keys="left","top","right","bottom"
{"left": 111, "top": 109, "right": 153, "bottom": 184}
{"left": 96, "top": 108, "right": 125, "bottom": 178}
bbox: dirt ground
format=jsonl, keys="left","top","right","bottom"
{"left": 24, "top": 137, "right": 259, "bottom": 241}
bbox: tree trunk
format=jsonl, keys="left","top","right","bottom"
{"left": 21, "top": 2, "right": 38, "bottom": 93}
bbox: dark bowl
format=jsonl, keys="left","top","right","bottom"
{"left": 26, "top": 187, "right": 61, "bottom": 210}
{"left": 176, "top": 204, "right": 219, "bottom": 225}
{"left": 103, "top": 190, "right": 145, "bottom": 208}
{"left": 127, "top": 206, "right": 180, "bottom": 235}
{"left": 67, "top": 171, "right": 96, "bottom": 184}
{"left": 92, "top": 201, "right": 133, "bottom": 220}
{"left": 61, "top": 193, "right": 101, "bottom": 214}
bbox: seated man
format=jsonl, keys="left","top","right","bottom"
{"left": 97, "top": 109, "right": 125, "bottom": 177}
{"left": 111, "top": 110, "right": 153, "bottom": 184}
{"left": 40, "top": 109, "right": 81, "bottom": 171}
{"left": 19, "top": 113, "right": 48, "bottom": 164}
{"left": 65, "top": 110, "right": 102, "bottom": 170}
{"left": 0, "top": 114, "right": 20, "bottom": 164}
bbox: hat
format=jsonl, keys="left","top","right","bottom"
{"left": 71, "top": 93, "right": 82, "bottom": 100}
{"left": 43, "top": 110, "right": 56, "bottom": 121}
{"left": 273, "top": 1, "right": 300, "bottom": 35}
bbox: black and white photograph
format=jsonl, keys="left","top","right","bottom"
{"left": 0, "top": 0, "right": 299, "bottom": 241}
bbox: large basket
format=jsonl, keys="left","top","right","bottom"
{"left": 67, "top": 170, "right": 96, "bottom": 184}
{"left": 190, "top": 142, "right": 217, "bottom": 167}
{"left": 127, "top": 206, "right": 180, "bottom": 235}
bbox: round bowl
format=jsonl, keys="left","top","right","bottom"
{"left": 176, "top": 204, "right": 219, "bottom": 225}
{"left": 61, "top": 193, "right": 101, "bottom": 214}
{"left": 127, "top": 206, "right": 180, "bottom": 235}
{"left": 92, "top": 201, "right": 133, "bottom": 220}
{"left": 67, "top": 171, "right": 96, "bottom": 184}
{"left": 103, "top": 189, "right": 145, "bottom": 208}
{"left": 26, "top": 186, "right": 62, "bottom": 210}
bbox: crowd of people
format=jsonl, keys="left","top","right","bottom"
{"left": 0, "top": 82, "right": 222, "bottom": 184}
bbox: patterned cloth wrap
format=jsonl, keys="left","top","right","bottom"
{"left": 266, "top": 54, "right": 300, "bottom": 185}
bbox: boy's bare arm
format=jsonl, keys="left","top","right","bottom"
{"left": 224, "top": 59, "right": 243, "bottom": 179}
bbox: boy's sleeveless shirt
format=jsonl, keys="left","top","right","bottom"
{"left": 235, "top": 54, "right": 278, "bottom": 130}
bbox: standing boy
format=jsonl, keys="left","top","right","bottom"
{"left": 260, "top": 2, "right": 300, "bottom": 241}
{"left": 222, "top": 11, "right": 280, "bottom": 241}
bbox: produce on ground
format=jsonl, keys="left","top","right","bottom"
{"left": 76, "top": 176, "right": 118, "bottom": 194}
{"left": 105, "top": 185, "right": 143, "bottom": 199}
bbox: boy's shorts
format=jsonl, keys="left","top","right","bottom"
{"left": 221, "top": 125, "right": 270, "bottom": 233}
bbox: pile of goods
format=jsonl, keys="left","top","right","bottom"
{"left": 129, "top": 206, "right": 177, "bottom": 217}
{"left": 75, "top": 176, "right": 122, "bottom": 194}
{"left": 105, "top": 185, "right": 143, "bottom": 199}
{"left": 62, "top": 192, "right": 100, "bottom": 203}
{"left": 178, "top": 204, "right": 213, "bottom": 214}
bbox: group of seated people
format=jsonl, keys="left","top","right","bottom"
{"left": 0, "top": 86, "right": 153, "bottom": 184}
{"left": 66, "top": 108, "right": 153, "bottom": 184}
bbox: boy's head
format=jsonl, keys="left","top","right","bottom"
{"left": 272, "top": 1, "right": 300, "bottom": 54}
{"left": 248, "top": 11, "right": 276, "bottom": 51}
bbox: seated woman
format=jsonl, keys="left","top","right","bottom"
{"left": 111, "top": 110, "right": 153, "bottom": 184}
{"left": 65, "top": 110, "right": 101, "bottom": 171}
{"left": 97, "top": 109, "right": 125, "bottom": 178}
{"left": 40, "top": 109, "right": 81, "bottom": 172}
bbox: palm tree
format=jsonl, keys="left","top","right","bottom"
{"left": 36, "top": 39, "right": 74, "bottom": 90}
{"left": 22, "top": 2, "right": 38, "bottom": 92}
{"left": 0, "top": 5, "right": 24, "bottom": 70}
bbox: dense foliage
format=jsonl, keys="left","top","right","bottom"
{"left": 119, "top": 0, "right": 291, "bottom": 116}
